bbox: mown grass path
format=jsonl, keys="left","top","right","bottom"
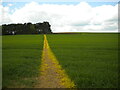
{"left": 35, "top": 35, "right": 75, "bottom": 88}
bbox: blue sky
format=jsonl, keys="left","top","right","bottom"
{"left": 2, "top": 0, "right": 120, "bottom": 2}
{"left": 2, "top": 1, "right": 118, "bottom": 14}
{"left": 2, "top": 2, "right": 118, "bottom": 7}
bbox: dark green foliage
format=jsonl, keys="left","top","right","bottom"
{"left": 35, "top": 22, "right": 52, "bottom": 34}
{"left": 47, "top": 33, "right": 119, "bottom": 88}
{"left": 2, "top": 22, "right": 52, "bottom": 35}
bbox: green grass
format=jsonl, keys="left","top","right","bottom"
{"left": 0, "top": 36, "right": 2, "bottom": 89}
{"left": 47, "top": 33, "right": 119, "bottom": 88}
{"left": 2, "top": 35, "right": 43, "bottom": 88}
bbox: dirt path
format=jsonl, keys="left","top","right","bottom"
{"left": 35, "top": 35, "right": 75, "bottom": 88}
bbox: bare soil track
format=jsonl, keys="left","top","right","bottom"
{"left": 35, "top": 35, "right": 75, "bottom": 88}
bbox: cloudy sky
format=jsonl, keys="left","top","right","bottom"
{"left": 0, "top": 0, "right": 119, "bottom": 32}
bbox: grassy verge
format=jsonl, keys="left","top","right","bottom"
{"left": 47, "top": 33, "right": 119, "bottom": 88}
{"left": 0, "top": 25, "right": 1, "bottom": 88}
{"left": 2, "top": 35, "right": 43, "bottom": 88}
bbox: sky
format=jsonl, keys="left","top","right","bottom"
{"left": 0, "top": 0, "right": 119, "bottom": 32}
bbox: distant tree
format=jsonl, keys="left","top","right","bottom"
{"left": 0, "top": 25, "right": 2, "bottom": 35}
{"left": 29, "top": 23, "right": 36, "bottom": 34}
{"left": 2, "top": 21, "right": 52, "bottom": 35}
{"left": 42, "top": 22, "right": 52, "bottom": 34}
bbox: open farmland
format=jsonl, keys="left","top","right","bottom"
{"left": 2, "top": 33, "right": 119, "bottom": 88}
{"left": 2, "top": 35, "right": 43, "bottom": 88}
{"left": 47, "top": 33, "right": 119, "bottom": 88}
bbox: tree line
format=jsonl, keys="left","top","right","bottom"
{"left": 2, "top": 21, "right": 52, "bottom": 35}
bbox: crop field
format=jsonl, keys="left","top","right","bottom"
{"left": 2, "top": 35, "right": 43, "bottom": 88}
{"left": 47, "top": 33, "right": 119, "bottom": 88}
{"left": 2, "top": 33, "right": 119, "bottom": 88}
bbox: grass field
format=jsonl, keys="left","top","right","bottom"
{"left": 0, "top": 25, "right": 1, "bottom": 88}
{"left": 2, "top": 33, "right": 119, "bottom": 88}
{"left": 2, "top": 35, "right": 43, "bottom": 88}
{"left": 47, "top": 33, "right": 119, "bottom": 88}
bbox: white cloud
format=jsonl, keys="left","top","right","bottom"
{"left": 0, "top": 4, "right": 12, "bottom": 24}
{"left": 1, "top": 2, "right": 118, "bottom": 32}
{"left": 8, "top": 4, "right": 13, "bottom": 7}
